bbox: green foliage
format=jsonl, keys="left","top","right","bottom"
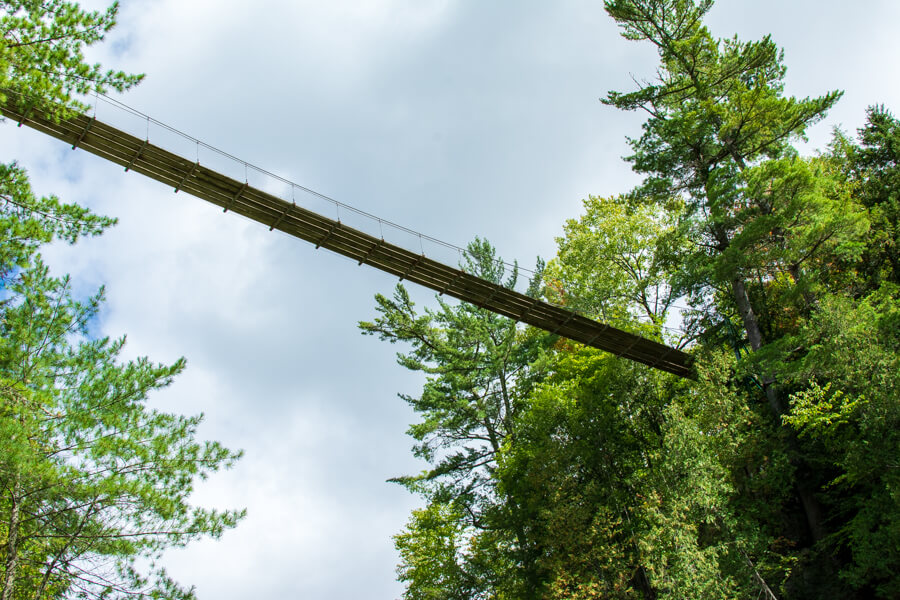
{"left": 0, "top": 0, "right": 142, "bottom": 116}
{"left": 0, "top": 256, "right": 244, "bottom": 600}
{"left": 783, "top": 382, "right": 862, "bottom": 438}
{"left": 394, "top": 502, "right": 514, "bottom": 600}
{"left": 829, "top": 107, "right": 900, "bottom": 289}
{"left": 0, "top": 2, "right": 243, "bottom": 598}
{"left": 603, "top": 0, "right": 840, "bottom": 183}
{"left": 394, "top": 503, "right": 471, "bottom": 600}
{"left": 496, "top": 352, "right": 667, "bottom": 599}
{"left": 370, "top": 2, "right": 900, "bottom": 599}
{"left": 600, "top": 0, "right": 858, "bottom": 354}
{"left": 360, "top": 239, "right": 547, "bottom": 505}
{"left": 362, "top": 240, "right": 551, "bottom": 599}
{"left": 0, "top": 161, "right": 115, "bottom": 277}
{"left": 778, "top": 287, "right": 900, "bottom": 597}
{"left": 496, "top": 348, "right": 784, "bottom": 600}
{"left": 594, "top": 4, "right": 898, "bottom": 598}
{"left": 544, "top": 194, "right": 686, "bottom": 335}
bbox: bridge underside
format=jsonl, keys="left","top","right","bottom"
{"left": 0, "top": 94, "right": 694, "bottom": 379}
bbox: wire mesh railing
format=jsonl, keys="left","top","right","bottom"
{"left": 87, "top": 93, "right": 690, "bottom": 336}
{"left": 1, "top": 88, "right": 695, "bottom": 376}
{"left": 90, "top": 94, "right": 542, "bottom": 289}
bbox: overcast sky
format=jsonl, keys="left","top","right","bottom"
{"left": 3, "top": 1, "right": 899, "bottom": 598}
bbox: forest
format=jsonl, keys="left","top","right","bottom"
{"left": 362, "top": 1, "right": 900, "bottom": 599}
{"left": 2, "top": 0, "right": 899, "bottom": 599}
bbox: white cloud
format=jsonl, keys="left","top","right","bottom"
{"left": 5, "top": 1, "right": 899, "bottom": 598}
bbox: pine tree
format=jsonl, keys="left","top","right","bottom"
{"left": 361, "top": 239, "right": 550, "bottom": 599}
{"left": 1, "top": 2, "right": 244, "bottom": 598}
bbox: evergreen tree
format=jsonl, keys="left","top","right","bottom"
{"left": 0, "top": 0, "right": 141, "bottom": 116}
{"left": 367, "top": 3, "right": 899, "bottom": 598}
{"left": 773, "top": 108, "right": 900, "bottom": 598}
{"left": 361, "top": 240, "right": 550, "bottom": 599}
{"left": 830, "top": 106, "right": 900, "bottom": 289}
{"left": 597, "top": 2, "right": 894, "bottom": 597}
{"left": 1, "top": 2, "right": 244, "bottom": 598}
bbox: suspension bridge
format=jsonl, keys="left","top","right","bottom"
{"left": 0, "top": 91, "right": 694, "bottom": 378}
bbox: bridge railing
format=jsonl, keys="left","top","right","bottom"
{"left": 1, "top": 88, "right": 695, "bottom": 378}
{"left": 88, "top": 93, "right": 542, "bottom": 296}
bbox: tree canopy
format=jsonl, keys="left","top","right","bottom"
{"left": 1, "top": 2, "right": 243, "bottom": 599}
{"left": 368, "top": 1, "right": 900, "bottom": 598}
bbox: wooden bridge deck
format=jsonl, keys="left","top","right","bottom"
{"left": 0, "top": 95, "right": 694, "bottom": 378}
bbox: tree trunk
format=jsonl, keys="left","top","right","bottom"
{"left": 730, "top": 277, "right": 826, "bottom": 542}
{"left": 1, "top": 481, "right": 22, "bottom": 600}
{"left": 635, "top": 565, "right": 658, "bottom": 600}
{"left": 731, "top": 277, "right": 785, "bottom": 415}
{"left": 731, "top": 277, "right": 764, "bottom": 352}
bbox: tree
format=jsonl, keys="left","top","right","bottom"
{"left": 368, "top": 3, "right": 899, "bottom": 598}
{"left": 543, "top": 193, "right": 689, "bottom": 341}
{"left": 829, "top": 106, "right": 900, "bottom": 289}
{"left": 1, "top": 2, "right": 244, "bottom": 598}
{"left": 0, "top": 0, "right": 141, "bottom": 117}
{"left": 601, "top": 0, "right": 859, "bottom": 370}
{"left": 361, "top": 239, "right": 550, "bottom": 599}
{"left": 545, "top": 195, "right": 674, "bottom": 325}
{"left": 502, "top": 199, "right": 788, "bottom": 599}
{"left": 495, "top": 352, "right": 672, "bottom": 600}
{"left": 599, "top": 2, "right": 896, "bottom": 598}
{"left": 771, "top": 109, "right": 900, "bottom": 598}
{"left": 602, "top": 0, "right": 865, "bottom": 558}
{"left": 780, "top": 291, "right": 900, "bottom": 598}
{"left": 0, "top": 238, "right": 245, "bottom": 600}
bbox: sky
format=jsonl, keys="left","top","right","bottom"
{"left": 3, "top": 1, "right": 899, "bottom": 597}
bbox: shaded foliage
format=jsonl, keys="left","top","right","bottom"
{"left": 370, "top": 3, "right": 900, "bottom": 600}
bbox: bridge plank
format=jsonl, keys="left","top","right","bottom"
{"left": 0, "top": 94, "right": 694, "bottom": 378}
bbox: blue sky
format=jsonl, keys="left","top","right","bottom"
{"left": 3, "top": 1, "right": 899, "bottom": 597}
